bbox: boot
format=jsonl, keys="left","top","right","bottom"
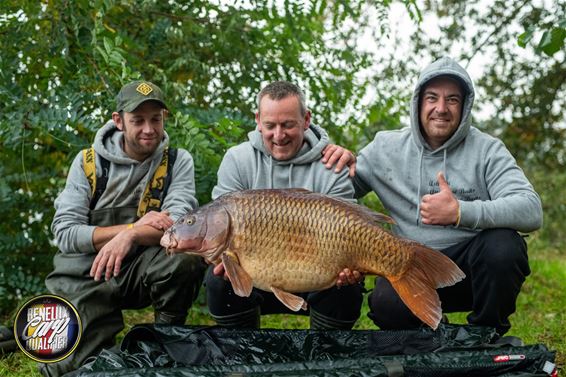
{"left": 211, "top": 307, "right": 260, "bottom": 329}
{"left": 0, "top": 325, "right": 16, "bottom": 355}
{"left": 309, "top": 309, "right": 357, "bottom": 330}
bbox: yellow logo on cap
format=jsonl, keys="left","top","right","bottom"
{"left": 136, "top": 83, "right": 153, "bottom": 96}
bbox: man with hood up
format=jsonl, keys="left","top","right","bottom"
{"left": 42, "top": 81, "right": 206, "bottom": 376}
{"left": 205, "top": 80, "right": 364, "bottom": 330}
{"left": 340, "top": 56, "right": 542, "bottom": 336}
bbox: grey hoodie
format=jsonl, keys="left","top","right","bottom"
{"left": 212, "top": 124, "right": 354, "bottom": 201}
{"left": 51, "top": 121, "right": 198, "bottom": 254}
{"left": 354, "top": 56, "right": 542, "bottom": 249}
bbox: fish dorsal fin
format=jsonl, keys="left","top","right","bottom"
{"left": 283, "top": 189, "right": 395, "bottom": 225}
{"left": 285, "top": 188, "right": 311, "bottom": 193}
{"left": 222, "top": 251, "right": 253, "bottom": 297}
{"left": 271, "top": 286, "right": 307, "bottom": 311}
{"left": 273, "top": 188, "right": 312, "bottom": 195}
{"left": 332, "top": 197, "right": 395, "bottom": 225}
{"left": 354, "top": 203, "right": 395, "bottom": 225}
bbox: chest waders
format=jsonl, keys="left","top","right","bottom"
{"left": 41, "top": 149, "right": 206, "bottom": 377}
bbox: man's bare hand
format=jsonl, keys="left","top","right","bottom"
{"left": 90, "top": 230, "right": 135, "bottom": 281}
{"left": 321, "top": 144, "right": 356, "bottom": 177}
{"left": 336, "top": 268, "right": 364, "bottom": 287}
{"left": 135, "top": 210, "right": 173, "bottom": 231}
{"left": 213, "top": 262, "right": 230, "bottom": 280}
{"left": 420, "top": 172, "right": 459, "bottom": 225}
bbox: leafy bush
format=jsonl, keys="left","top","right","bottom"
{"left": 526, "top": 168, "right": 566, "bottom": 252}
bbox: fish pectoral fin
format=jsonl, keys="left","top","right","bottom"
{"left": 270, "top": 286, "right": 307, "bottom": 312}
{"left": 221, "top": 251, "right": 253, "bottom": 297}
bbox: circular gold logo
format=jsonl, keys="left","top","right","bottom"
{"left": 14, "top": 295, "right": 82, "bottom": 363}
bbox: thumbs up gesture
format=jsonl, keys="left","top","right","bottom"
{"left": 420, "top": 172, "right": 460, "bottom": 225}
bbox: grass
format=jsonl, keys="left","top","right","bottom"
{"left": 1, "top": 244, "right": 564, "bottom": 376}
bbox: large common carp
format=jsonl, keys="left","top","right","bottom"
{"left": 160, "top": 189, "right": 465, "bottom": 329}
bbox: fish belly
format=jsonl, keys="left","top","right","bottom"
{"left": 235, "top": 244, "right": 345, "bottom": 293}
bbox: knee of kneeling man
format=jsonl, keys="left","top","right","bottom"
{"left": 168, "top": 255, "right": 206, "bottom": 281}
{"left": 478, "top": 229, "right": 525, "bottom": 253}
{"left": 475, "top": 229, "right": 528, "bottom": 268}
{"left": 368, "top": 282, "right": 399, "bottom": 311}
{"left": 367, "top": 292, "right": 411, "bottom": 330}
{"left": 204, "top": 271, "right": 232, "bottom": 293}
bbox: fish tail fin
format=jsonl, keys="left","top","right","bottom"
{"left": 389, "top": 244, "right": 465, "bottom": 330}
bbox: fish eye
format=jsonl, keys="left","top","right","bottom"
{"left": 185, "top": 216, "right": 195, "bottom": 225}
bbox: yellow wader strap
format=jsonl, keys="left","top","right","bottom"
{"left": 82, "top": 146, "right": 97, "bottom": 197}
{"left": 137, "top": 147, "right": 170, "bottom": 218}
{"left": 82, "top": 146, "right": 172, "bottom": 216}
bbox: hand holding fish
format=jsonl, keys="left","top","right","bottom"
{"left": 420, "top": 172, "right": 460, "bottom": 226}
{"left": 135, "top": 210, "right": 173, "bottom": 231}
{"left": 213, "top": 262, "right": 227, "bottom": 279}
{"left": 321, "top": 144, "right": 356, "bottom": 177}
{"left": 336, "top": 268, "right": 364, "bottom": 287}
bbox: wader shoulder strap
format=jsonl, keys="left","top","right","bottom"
{"left": 162, "top": 147, "right": 177, "bottom": 202}
{"left": 137, "top": 147, "right": 177, "bottom": 218}
{"left": 82, "top": 146, "right": 110, "bottom": 210}
{"left": 82, "top": 147, "right": 176, "bottom": 216}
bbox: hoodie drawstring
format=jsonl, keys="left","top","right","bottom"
{"left": 288, "top": 163, "right": 294, "bottom": 187}
{"left": 443, "top": 149, "right": 448, "bottom": 182}
{"left": 268, "top": 156, "right": 273, "bottom": 189}
{"left": 415, "top": 147, "right": 424, "bottom": 225}
{"left": 260, "top": 157, "right": 296, "bottom": 189}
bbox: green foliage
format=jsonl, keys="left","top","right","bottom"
{"left": 519, "top": 17, "right": 566, "bottom": 56}
{"left": 167, "top": 111, "right": 246, "bottom": 204}
{"left": 526, "top": 168, "right": 566, "bottom": 249}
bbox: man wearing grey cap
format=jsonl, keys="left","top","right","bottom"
{"left": 42, "top": 81, "right": 206, "bottom": 376}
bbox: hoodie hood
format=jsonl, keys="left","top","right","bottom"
{"left": 354, "top": 56, "right": 541, "bottom": 250}
{"left": 92, "top": 120, "right": 169, "bottom": 164}
{"left": 410, "top": 56, "right": 475, "bottom": 153}
{"left": 212, "top": 122, "right": 354, "bottom": 201}
{"left": 247, "top": 123, "right": 329, "bottom": 165}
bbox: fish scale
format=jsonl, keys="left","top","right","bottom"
{"left": 161, "top": 189, "right": 465, "bottom": 329}
{"left": 228, "top": 192, "right": 403, "bottom": 288}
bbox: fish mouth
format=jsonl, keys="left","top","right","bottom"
{"left": 160, "top": 232, "right": 205, "bottom": 256}
{"left": 160, "top": 232, "right": 178, "bottom": 254}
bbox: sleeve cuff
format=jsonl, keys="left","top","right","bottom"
{"left": 75, "top": 225, "right": 97, "bottom": 254}
{"left": 458, "top": 201, "right": 477, "bottom": 229}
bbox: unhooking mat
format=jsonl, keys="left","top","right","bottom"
{"left": 65, "top": 323, "right": 557, "bottom": 377}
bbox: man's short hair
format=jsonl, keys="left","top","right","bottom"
{"left": 256, "top": 81, "right": 307, "bottom": 116}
